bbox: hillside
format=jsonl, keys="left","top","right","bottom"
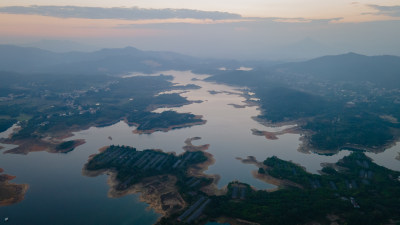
{"left": 273, "top": 52, "right": 400, "bottom": 88}
{"left": 0, "top": 45, "right": 224, "bottom": 74}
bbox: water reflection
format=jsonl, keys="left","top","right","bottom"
{"left": 1, "top": 70, "right": 399, "bottom": 225}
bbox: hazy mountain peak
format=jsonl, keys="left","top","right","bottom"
{"left": 22, "top": 39, "right": 99, "bottom": 53}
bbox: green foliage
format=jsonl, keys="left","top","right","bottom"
{"left": 56, "top": 141, "right": 75, "bottom": 150}
{"left": 0, "top": 118, "right": 16, "bottom": 133}
{"left": 255, "top": 87, "right": 329, "bottom": 122}
{"left": 0, "top": 72, "right": 203, "bottom": 140}
{"left": 85, "top": 145, "right": 208, "bottom": 190}
{"left": 207, "top": 153, "right": 400, "bottom": 225}
{"left": 304, "top": 113, "right": 394, "bottom": 150}
{"left": 127, "top": 110, "right": 203, "bottom": 131}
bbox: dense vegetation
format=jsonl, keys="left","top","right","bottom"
{"left": 84, "top": 145, "right": 219, "bottom": 225}
{"left": 205, "top": 152, "right": 400, "bottom": 225}
{"left": 85, "top": 145, "right": 209, "bottom": 188}
{"left": 304, "top": 113, "right": 395, "bottom": 150}
{"left": 0, "top": 118, "right": 16, "bottom": 133}
{"left": 0, "top": 71, "right": 203, "bottom": 140}
{"left": 127, "top": 110, "right": 203, "bottom": 131}
{"left": 206, "top": 54, "right": 400, "bottom": 152}
{"left": 54, "top": 140, "right": 81, "bottom": 153}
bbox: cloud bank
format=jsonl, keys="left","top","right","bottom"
{"left": 367, "top": 5, "right": 400, "bottom": 17}
{"left": 0, "top": 5, "right": 242, "bottom": 20}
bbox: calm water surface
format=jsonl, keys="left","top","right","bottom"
{"left": 1, "top": 70, "right": 399, "bottom": 224}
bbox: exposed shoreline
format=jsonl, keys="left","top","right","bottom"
{"left": 1, "top": 110, "right": 205, "bottom": 154}
{"left": 145, "top": 101, "right": 202, "bottom": 112}
{"left": 236, "top": 156, "right": 303, "bottom": 190}
{"left": 253, "top": 115, "right": 400, "bottom": 156}
{"left": 108, "top": 174, "right": 186, "bottom": 217}
{"left": 2, "top": 137, "right": 86, "bottom": 155}
{"left": 183, "top": 137, "right": 224, "bottom": 196}
{"left": 82, "top": 139, "right": 219, "bottom": 217}
{"left": 251, "top": 127, "right": 300, "bottom": 140}
{"left": 183, "top": 137, "right": 210, "bottom": 152}
{"left": 0, "top": 168, "right": 29, "bottom": 206}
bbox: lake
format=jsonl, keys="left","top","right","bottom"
{"left": 1, "top": 70, "right": 399, "bottom": 224}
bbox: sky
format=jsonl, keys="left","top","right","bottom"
{"left": 1, "top": 0, "right": 400, "bottom": 60}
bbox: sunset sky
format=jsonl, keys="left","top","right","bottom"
{"left": 1, "top": 0, "right": 399, "bottom": 59}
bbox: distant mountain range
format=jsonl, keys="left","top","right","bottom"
{"left": 207, "top": 52, "right": 400, "bottom": 89}
{"left": 0, "top": 45, "right": 238, "bottom": 75}
{"left": 1, "top": 45, "right": 400, "bottom": 89}
{"left": 21, "top": 39, "right": 99, "bottom": 53}
{"left": 270, "top": 37, "right": 343, "bottom": 61}
{"left": 273, "top": 52, "right": 400, "bottom": 88}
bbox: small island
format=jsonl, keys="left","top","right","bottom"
{"left": 251, "top": 127, "right": 299, "bottom": 140}
{"left": 0, "top": 168, "right": 29, "bottom": 206}
{"left": 54, "top": 139, "right": 86, "bottom": 153}
{"left": 129, "top": 111, "right": 206, "bottom": 134}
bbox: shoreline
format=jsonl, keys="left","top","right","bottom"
{"left": 188, "top": 151, "right": 225, "bottom": 196}
{"left": 145, "top": 100, "right": 202, "bottom": 112}
{"left": 132, "top": 115, "right": 206, "bottom": 134}
{"left": 183, "top": 137, "right": 224, "bottom": 196}
{"left": 182, "top": 137, "right": 210, "bottom": 152}
{"left": 107, "top": 174, "right": 186, "bottom": 217}
{"left": 82, "top": 141, "right": 220, "bottom": 217}
{"left": 2, "top": 137, "right": 86, "bottom": 155}
{"left": 251, "top": 127, "right": 300, "bottom": 140}
{"left": 236, "top": 156, "right": 303, "bottom": 190}
{"left": 298, "top": 132, "right": 400, "bottom": 155}
{"left": 0, "top": 169, "right": 29, "bottom": 206}
{"left": 1, "top": 110, "right": 205, "bottom": 154}
{"left": 253, "top": 115, "right": 400, "bottom": 156}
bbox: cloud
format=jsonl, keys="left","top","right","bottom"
{"left": 271, "top": 17, "right": 342, "bottom": 23}
{"left": 367, "top": 5, "right": 400, "bottom": 17}
{"left": 0, "top": 5, "right": 343, "bottom": 25}
{"left": 0, "top": 5, "right": 242, "bottom": 20}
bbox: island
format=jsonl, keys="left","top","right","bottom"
{"left": 129, "top": 111, "right": 206, "bottom": 134}
{"left": 54, "top": 140, "right": 86, "bottom": 153}
{"left": 82, "top": 141, "right": 216, "bottom": 219}
{"left": 0, "top": 168, "right": 29, "bottom": 206}
{"left": 251, "top": 127, "right": 299, "bottom": 140}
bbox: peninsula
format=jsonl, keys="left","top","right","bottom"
{"left": 82, "top": 143, "right": 215, "bottom": 219}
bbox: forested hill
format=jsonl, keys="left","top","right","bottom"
{"left": 0, "top": 45, "right": 238, "bottom": 75}
{"left": 272, "top": 52, "right": 400, "bottom": 88}
{"left": 205, "top": 53, "right": 400, "bottom": 153}
{"left": 207, "top": 53, "right": 400, "bottom": 89}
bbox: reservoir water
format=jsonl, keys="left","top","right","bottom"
{"left": 1, "top": 70, "right": 399, "bottom": 224}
